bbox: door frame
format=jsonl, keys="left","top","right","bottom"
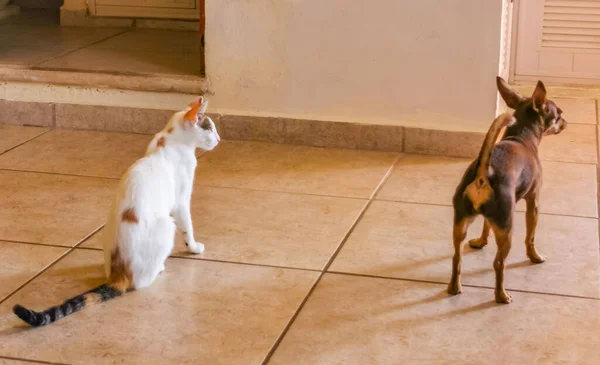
{"left": 509, "top": 0, "right": 600, "bottom": 85}
{"left": 508, "top": 0, "right": 521, "bottom": 83}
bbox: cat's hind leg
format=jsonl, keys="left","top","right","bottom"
{"left": 132, "top": 216, "right": 176, "bottom": 288}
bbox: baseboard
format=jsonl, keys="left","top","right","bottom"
{"left": 60, "top": 8, "right": 199, "bottom": 31}
{"left": 0, "top": 99, "right": 483, "bottom": 158}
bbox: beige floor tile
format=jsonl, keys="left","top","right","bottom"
{"left": 269, "top": 274, "right": 600, "bottom": 365}
{"left": 196, "top": 141, "right": 398, "bottom": 198}
{"left": 378, "top": 155, "right": 597, "bottom": 217}
{"left": 0, "top": 22, "right": 124, "bottom": 67}
{"left": 330, "top": 201, "right": 600, "bottom": 297}
{"left": 539, "top": 123, "right": 597, "bottom": 164}
{"left": 0, "top": 249, "right": 318, "bottom": 365}
{"left": 39, "top": 29, "right": 202, "bottom": 76}
{"left": 0, "top": 170, "right": 116, "bottom": 246}
{"left": 0, "top": 359, "right": 44, "bottom": 365}
{"left": 377, "top": 154, "right": 470, "bottom": 206}
{"left": 0, "top": 242, "right": 67, "bottom": 301}
{"left": 539, "top": 160, "right": 597, "bottom": 217}
{"left": 0, "top": 129, "right": 149, "bottom": 178}
{"left": 0, "top": 126, "right": 48, "bottom": 154}
{"left": 553, "top": 98, "right": 597, "bottom": 125}
{"left": 83, "top": 187, "right": 366, "bottom": 270}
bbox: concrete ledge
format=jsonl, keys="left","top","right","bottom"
{"left": 60, "top": 8, "right": 133, "bottom": 27}
{"left": 0, "top": 99, "right": 53, "bottom": 127}
{"left": 0, "top": 67, "right": 209, "bottom": 94}
{"left": 0, "top": 99, "right": 483, "bottom": 158}
{"left": 60, "top": 8, "right": 199, "bottom": 31}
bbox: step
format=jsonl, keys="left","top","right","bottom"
{"left": 9, "top": 79, "right": 591, "bottom": 159}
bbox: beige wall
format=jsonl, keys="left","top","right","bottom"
{"left": 205, "top": 0, "right": 505, "bottom": 132}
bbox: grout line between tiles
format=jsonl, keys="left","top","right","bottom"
{"left": 0, "top": 128, "right": 52, "bottom": 157}
{"left": 0, "top": 355, "right": 71, "bottom": 365}
{"left": 0, "top": 248, "right": 74, "bottom": 305}
{"left": 326, "top": 271, "right": 600, "bottom": 302}
{"left": 72, "top": 236, "right": 324, "bottom": 273}
{"left": 0, "top": 168, "right": 120, "bottom": 181}
{"left": 193, "top": 184, "right": 371, "bottom": 201}
{"left": 260, "top": 155, "right": 401, "bottom": 365}
{"left": 31, "top": 28, "right": 131, "bottom": 68}
{"left": 401, "top": 126, "right": 406, "bottom": 152}
{"left": 51, "top": 103, "right": 56, "bottom": 128}
{"left": 168, "top": 255, "right": 323, "bottom": 273}
{"left": 0, "top": 226, "right": 104, "bottom": 305}
{"left": 71, "top": 225, "right": 105, "bottom": 249}
{"left": 372, "top": 198, "right": 599, "bottom": 220}
{"left": 1, "top": 239, "right": 75, "bottom": 250}
{"left": 594, "top": 100, "right": 600, "bottom": 264}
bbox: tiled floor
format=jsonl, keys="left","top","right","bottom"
{"left": 0, "top": 98, "right": 599, "bottom": 364}
{"left": 0, "top": 10, "right": 201, "bottom": 76}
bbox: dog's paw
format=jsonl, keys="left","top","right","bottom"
{"left": 468, "top": 237, "right": 488, "bottom": 249}
{"left": 447, "top": 282, "right": 463, "bottom": 295}
{"left": 528, "top": 251, "right": 547, "bottom": 264}
{"left": 495, "top": 290, "right": 512, "bottom": 304}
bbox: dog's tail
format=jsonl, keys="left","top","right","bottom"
{"left": 465, "top": 113, "right": 516, "bottom": 210}
{"left": 12, "top": 279, "right": 129, "bottom": 327}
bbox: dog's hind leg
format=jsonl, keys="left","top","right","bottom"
{"left": 525, "top": 193, "right": 546, "bottom": 264}
{"left": 490, "top": 224, "right": 513, "bottom": 304}
{"left": 469, "top": 219, "right": 490, "bottom": 249}
{"left": 448, "top": 214, "right": 475, "bottom": 295}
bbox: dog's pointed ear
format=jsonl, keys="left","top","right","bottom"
{"left": 496, "top": 76, "right": 523, "bottom": 109}
{"left": 531, "top": 80, "right": 547, "bottom": 111}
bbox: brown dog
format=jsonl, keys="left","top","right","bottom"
{"left": 448, "top": 77, "right": 567, "bottom": 304}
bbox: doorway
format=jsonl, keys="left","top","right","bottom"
{"left": 512, "top": 0, "right": 600, "bottom": 84}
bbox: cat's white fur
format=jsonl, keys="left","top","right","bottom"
{"left": 102, "top": 97, "right": 220, "bottom": 289}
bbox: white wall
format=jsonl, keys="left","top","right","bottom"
{"left": 205, "top": 0, "right": 504, "bottom": 132}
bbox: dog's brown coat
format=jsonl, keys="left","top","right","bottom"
{"left": 448, "top": 77, "right": 567, "bottom": 304}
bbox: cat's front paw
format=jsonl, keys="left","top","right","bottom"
{"left": 186, "top": 241, "right": 205, "bottom": 254}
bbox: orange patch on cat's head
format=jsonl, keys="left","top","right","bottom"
{"left": 188, "top": 96, "right": 204, "bottom": 108}
{"left": 183, "top": 104, "right": 201, "bottom": 127}
{"left": 167, "top": 127, "right": 174, "bottom": 134}
{"left": 157, "top": 136, "right": 166, "bottom": 148}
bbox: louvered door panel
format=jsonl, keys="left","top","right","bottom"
{"left": 542, "top": 0, "right": 600, "bottom": 49}
{"left": 514, "top": 0, "right": 600, "bottom": 83}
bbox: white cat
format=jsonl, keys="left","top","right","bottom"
{"left": 13, "top": 96, "right": 220, "bottom": 327}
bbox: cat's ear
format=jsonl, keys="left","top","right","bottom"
{"left": 183, "top": 104, "right": 201, "bottom": 128}
{"left": 183, "top": 96, "right": 208, "bottom": 128}
{"left": 188, "top": 96, "right": 208, "bottom": 114}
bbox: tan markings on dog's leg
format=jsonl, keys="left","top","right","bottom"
{"left": 525, "top": 195, "right": 546, "bottom": 264}
{"left": 448, "top": 217, "right": 474, "bottom": 295}
{"left": 490, "top": 224, "right": 513, "bottom": 304}
{"left": 157, "top": 136, "right": 166, "bottom": 148}
{"left": 121, "top": 208, "right": 139, "bottom": 223}
{"left": 469, "top": 219, "right": 490, "bottom": 249}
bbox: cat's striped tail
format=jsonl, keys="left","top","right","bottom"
{"left": 12, "top": 281, "right": 128, "bottom": 327}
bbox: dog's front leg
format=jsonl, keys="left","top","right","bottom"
{"left": 525, "top": 194, "right": 546, "bottom": 264}
{"left": 492, "top": 226, "right": 513, "bottom": 304}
